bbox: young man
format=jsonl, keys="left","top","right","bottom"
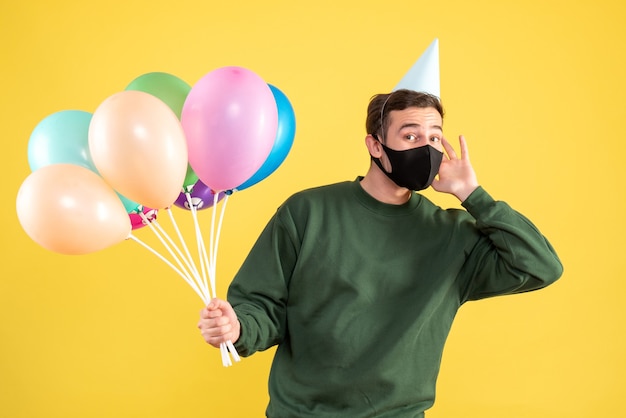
{"left": 198, "top": 89, "right": 563, "bottom": 417}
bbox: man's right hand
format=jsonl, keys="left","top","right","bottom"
{"left": 197, "top": 298, "right": 241, "bottom": 348}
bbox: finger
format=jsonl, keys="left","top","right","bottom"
{"left": 197, "top": 318, "right": 212, "bottom": 330}
{"left": 441, "top": 136, "right": 457, "bottom": 159}
{"left": 211, "top": 315, "right": 232, "bottom": 327}
{"left": 198, "top": 317, "right": 227, "bottom": 334}
{"left": 200, "top": 321, "right": 233, "bottom": 339}
{"left": 200, "top": 327, "right": 227, "bottom": 346}
{"left": 204, "top": 335, "right": 228, "bottom": 348}
{"left": 206, "top": 308, "right": 224, "bottom": 319}
{"left": 208, "top": 298, "right": 229, "bottom": 311}
{"left": 201, "top": 306, "right": 223, "bottom": 319}
{"left": 458, "top": 135, "right": 470, "bottom": 161}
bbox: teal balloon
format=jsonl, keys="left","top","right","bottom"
{"left": 117, "top": 193, "right": 142, "bottom": 213}
{"left": 237, "top": 84, "right": 296, "bottom": 191}
{"left": 28, "top": 110, "right": 95, "bottom": 172}
{"left": 27, "top": 109, "right": 142, "bottom": 213}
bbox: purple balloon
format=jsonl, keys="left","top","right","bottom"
{"left": 174, "top": 180, "right": 224, "bottom": 211}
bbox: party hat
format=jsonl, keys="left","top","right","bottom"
{"left": 393, "top": 38, "right": 440, "bottom": 98}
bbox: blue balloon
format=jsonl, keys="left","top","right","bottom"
{"left": 236, "top": 84, "right": 296, "bottom": 191}
{"left": 27, "top": 109, "right": 141, "bottom": 213}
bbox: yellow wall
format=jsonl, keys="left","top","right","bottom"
{"left": 2, "top": 1, "right": 625, "bottom": 417}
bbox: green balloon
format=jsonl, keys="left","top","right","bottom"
{"left": 125, "top": 72, "right": 191, "bottom": 119}
{"left": 183, "top": 164, "right": 199, "bottom": 191}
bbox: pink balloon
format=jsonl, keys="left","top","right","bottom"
{"left": 16, "top": 164, "right": 131, "bottom": 255}
{"left": 89, "top": 90, "right": 188, "bottom": 209}
{"left": 129, "top": 207, "right": 158, "bottom": 230}
{"left": 181, "top": 66, "right": 278, "bottom": 192}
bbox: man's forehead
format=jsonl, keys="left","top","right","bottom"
{"left": 389, "top": 107, "right": 443, "bottom": 128}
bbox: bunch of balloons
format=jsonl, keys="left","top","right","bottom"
{"left": 16, "top": 67, "right": 296, "bottom": 366}
{"left": 17, "top": 67, "right": 295, "bottom": 255}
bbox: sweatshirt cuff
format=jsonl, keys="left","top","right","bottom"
{"left": 460, "top": 186, "right": 496, "bottom": 216}
{"left": 232, "top": 309, "right": 250, "bottom": 356}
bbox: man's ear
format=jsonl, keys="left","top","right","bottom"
{"left": 365, "top": 134, "right": 383, "bottom": 158}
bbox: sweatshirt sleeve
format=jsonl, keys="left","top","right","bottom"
{"left": 227, "top": 206, "right": 298, "bottom": 357}
{"left": 459, "top": 187, "right": 563, "bottom": 302}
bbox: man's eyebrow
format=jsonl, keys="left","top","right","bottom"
{"left": 399, "top": 123, "right": 443, "bottom": 131}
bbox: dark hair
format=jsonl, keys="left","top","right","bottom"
{"left": 365, "top": 89, "right": 444, "bottom": 141}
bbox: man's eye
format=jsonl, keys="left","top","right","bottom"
{"left": 406, "top": 134, "right": 417, "bottom": 141}
{"left": 430, "top": 136, "right": 441, "bottom": 143}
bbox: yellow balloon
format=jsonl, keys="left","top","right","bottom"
{"left": 88, "top": 90, "right": 188, "bottom": 209}
{"left": 16, "top": 164, "right": 131, "bottom": 255}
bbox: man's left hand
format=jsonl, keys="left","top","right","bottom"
{"left": 431, "top": 135, "right": 479, "bottom": 202}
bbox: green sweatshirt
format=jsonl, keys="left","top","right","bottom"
{"left": 229, "top": 178, "right": 563, "bottom": 417}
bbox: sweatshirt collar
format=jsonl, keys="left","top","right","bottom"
{"left": 351, "top": 177, "right": 422, "bottom": 215}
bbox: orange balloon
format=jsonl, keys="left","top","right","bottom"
{"left": 16, "top": 164, "right": 131, "bottom": 255}
{"left": 88, "top": 90, "right": 188, "bottom": 209}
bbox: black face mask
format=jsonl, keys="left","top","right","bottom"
{"left": 372, "top": 139, "right": 444, "bottom": 191}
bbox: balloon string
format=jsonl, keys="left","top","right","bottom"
{"left": 131, "top": 198, "right": 239, "bottom": 367}
{"left": 209, "top": 193, "right": 218, "bottom": 294}
{"left": 139, "top": 212, "right": 209, "bottom": 303}
{"left": 186, "top": 193, "right": 213, "bottom": 300}
{"left": 183, "top": 193, "right": 236, "bottom": 366}
{"left": 199, "top": 235, "right": 213, "bottom": 298}
{"left": 152, "top": 215, "right": 206, "bottom": 298}
{"left": 128, "top": 234, "right": 208, "bottom": 304}
{"left": 220, "top": 342, "right": 232, "bottom": 367}
{"left": 210, "top": 192, "right": 230, "bottom": 298}
{"left": 163, "top": 212, "right": 210, "bottom": 303}
{"left": 206, "top": 193, "right": 227, "bottom": 366}
{"left": 166, "top": 207, "right": 203, "bottom": 290}
{"left": 226, "top": 340, "right": 241, "bottom": 362}
{"left": 209, "top": 192, "right": 239, "bottom": 366}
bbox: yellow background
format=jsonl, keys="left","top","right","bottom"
{"left": 1, "top": 0, "right": 624, "bottom": 417}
